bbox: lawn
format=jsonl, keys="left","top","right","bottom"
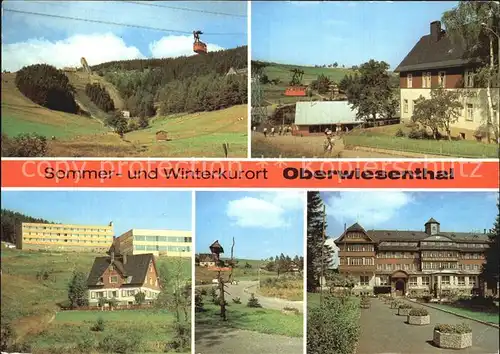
{"left": 431, "top": 303, "right": 500, "bottom": 325}
{"left": 344, "top": 132, "right": 498, "bottom": 158}
{"left": 0, "top": 248, "right": 191, "bottom": 343}
{"left": 196, "top": 302, "right": 303, "bottom": 338}
{"left": 25, "top": 309, "right": 182, "bottom": 353}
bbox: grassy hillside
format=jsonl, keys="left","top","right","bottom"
{"left": 1, "top": 73, "right": 109, "bottom": 138}
{"left": 257, "top": 62, "right": 355, "bottom": 105}
{"left": 1, "top": 248, "right": 190, "bottom": 339}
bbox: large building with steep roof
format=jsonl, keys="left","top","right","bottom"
{"left": 335, "top": 218, "right": 491, "bottom": 297}
{"left": 394, "top": 20, "right": 499, "bottom": 140}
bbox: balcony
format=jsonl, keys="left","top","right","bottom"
{"left": 339, "top": 265, "right": 376, "bottom": 273}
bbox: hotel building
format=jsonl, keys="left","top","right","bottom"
{"left": 335, "top": 218, "right": 491, "bottom": 297}
{"left": 115, "top": 229, "right": 192, "bottom": 257}
{"left": 17, "top": 222, "right": 114, "bottom": 252}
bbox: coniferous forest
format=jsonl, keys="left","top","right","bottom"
{"left": 85, "top": 83, "right": 115, "bottom": 112}
{"left": 96, "top": 46, "right": 247, "bottom": 118}
{"left": 15, "top": 64, "right": 79, "bottom": 114}
{"left": 0, "top": 209, "right": 52, "bottom": 244}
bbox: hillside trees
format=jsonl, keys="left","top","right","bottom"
{"left": 106, "top": 111, "right": 129, "bottom": 137}
{"left": 310, "top": 74, "right": 331, "bottom": 94}
{"left": 307, "top": 191, "right": 332, "bottom": 292}
{"left": 0, "top": 209, "right": 51, "bottom": 243}
{"left": 15, "top": 64, "right": 78, "bottom": 114}
{"left": 340, "top": 60, "right": 398, "bottom": 121}
{"left": 85, "top": 83, "right": 115, "bottom": 112}
{"left": 100, "top": 47, "right": 247, "bottom": 118}
{"left": 158, "top": 73, "right": 247, "bottom": 115}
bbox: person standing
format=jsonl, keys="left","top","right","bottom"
{"left": 271, "top": 127, "right": 275, "bottom": 137}
{"left": 263, "top": 127, "right": 268, "bottom": 137}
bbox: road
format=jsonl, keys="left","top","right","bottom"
{"left": 195, "top": 281, "right": 304, "bottom": 354}
{"left": 357, "top": 298, "right": 499, "bottom": 354}
{"left": 227, "top": 280, "right": 304, "bottom": 312}
{"left": 195, "top": 324, "right": 303, "bottom": 354}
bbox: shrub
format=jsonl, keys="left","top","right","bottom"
{"left": 2, "top": 133, "right": 48, "bottom": 157}
{"left": 200, "top": 288, "right": 207, "bottom": 296}
{"left": 434, "top": 323, "right": 472, "bottom": 334}
{"left": 91, "top": 317, "right": 105, "bottom": 332}
{"left": 395, "top": 128, "right": 406, "bottom": 137}
{"left": 307, "top": 295, "right": 360, "bottom": 354}
{"left": 247, "top": 293, "right": 262, "bottom": 308}
{"left": 409, "top": 308, "right": 428, "bottom": 316}
{"left": 399, "top": 303, "right": 412, "bottom": 309}
{"left": 422, "top": 295, "right": 432, "bottom": 303}
{"left": 283, "top": 306, "right": 299, "bottom": 315}
{"left": 195, "top": 293, "right": 204, "bottom": 312}
{"left": 165, "top": 321, "right": 191, "bottom": 352}
{"left": 135, "top": 291, "right": 146, "bottom": 304}
{"left": 98, "top": 333, "right": 142, "bottom": 353}
{"left": 98, "top": 297, "right": 107, "bottom": 308}
{"left": 232, "top": 297, "right": 242, "bottom": 304}
{"left": 107, "top": 297, "right": 118, "bottom": 309}
{"left": 77, "top": 336, "right": 96, "bottom": 351}
{"left": 408, "top": 128, "right": 426, "bottom": 139}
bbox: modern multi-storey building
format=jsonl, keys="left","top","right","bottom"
{"left": 395, "top": 20, "right": 499, "bottom": 139}
{"left": 115, "top": 229, "right": 192, "bottom": 257}
{"left": 17, "top": 222, "right": 114, "bottom": 252}
{"left": 335, "top": 218, "right": 491, "bottom": 297}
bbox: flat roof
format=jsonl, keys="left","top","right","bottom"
{"left": 294, "top": 101, "right": 359, "bottom": 125}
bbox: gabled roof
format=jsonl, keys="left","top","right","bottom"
{"left": 209, "top": 240, "right": 224, "bottom": 253}
{"left": 87, "top": 253, "right": 156, "bottom": 287}
{"left": 346, "top": 222, "right": 366, "bottom": 233}
{"left": 394, "top": 29, "right": 483, "bottom": 72}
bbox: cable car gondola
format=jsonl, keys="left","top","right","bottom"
{"left": 193, "top": 30, "right": 207, "bottom": 54}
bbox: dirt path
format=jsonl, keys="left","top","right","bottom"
{"left": 195, "top": 323, "right": 303, "bottom": 354}
{"left": 233, "top": 281, "right": 303, "bottom": 312}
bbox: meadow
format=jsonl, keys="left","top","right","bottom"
{"left": 1, "top": 72, "right": 247, "bottom": 157}
{"left": 196, "top": 301, "right": 303, "bottom": 338}
{"left": 0, "top": 247, "right": 191, "bottom": 352}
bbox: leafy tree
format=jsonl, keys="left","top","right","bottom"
{"left": 68, "top": 271, "right": 89, "bottom": 308}
{"left": 412, "top": 89, "right": 463, "bottom": 140}
{"left": 2, "top": 133, "right": 48, "bottom": 157}
{"left": 341, "top": 60, "right": 398, "bottom": 122}
{"left": 311, "top": 74, "right": 331, "bottom": 94}
{"left": 481, "top": 200, "right": 499, "bottom": 295}
{"left": 247, "top": 293, "right": 262, "bottom": 308}
{"left": 307, "top": 191, "right": 332, "bottom": 292}
{"left": 107, "top": 111, "right": 129, "bottom": 137}
{"left": 442, "top": 1, "right": 500, "bottom": 143}
{"left": 15, "top": 64, "right": 78, "bottom": 113}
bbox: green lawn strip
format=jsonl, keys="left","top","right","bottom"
{"left": 430, "top": 303, "right": 499, "bottom": 325}
{"left": 197, "top": 303, "right": 303, "bottom": 337}
{"left": 26, "top": 317, "right": 177, "bottom": 351}
{"left": 344, "top": 134, "right": 498, "bottom": 158}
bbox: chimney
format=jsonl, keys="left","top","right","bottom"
{"left": 430, "top": 21, "right": 442, "bottom": 42}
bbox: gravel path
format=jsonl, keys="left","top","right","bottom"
{"left": 227, "top": 280, "right": 304, "bottom": 312}
{"left": 357, "top": 298, "right": 499, "bottom": 354}
{"left": 195, "top": 323, "right": 303, "bottom": 354}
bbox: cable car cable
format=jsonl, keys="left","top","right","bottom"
{"left": 125, "top": 1, "right": 247, "bottom": 18}
{"left": 3, "top": 8, "right": 246, "bottom": 36}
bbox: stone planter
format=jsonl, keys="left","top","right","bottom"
{"left": 433, "top": 330, "right": 472, "bottom": 349}
{"left": 398, "top": 308, "right": 411, "bottom": 316}
{"left": 408, "top": 314, "right": 430, "bottom": 325}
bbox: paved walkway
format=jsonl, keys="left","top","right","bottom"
{"left": 357, "top": 298, "right": 499, "bottom": 354}
{"left": 235, "top": 280, "right": 303, "bottom": 312}
{"left": 195, "top": 323, "right": 303, "bottom": 354}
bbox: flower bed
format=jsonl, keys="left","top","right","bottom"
{"left": 433, "top": 323, "right": 472, "bottom": 349}
{"left": 390, "top": 300, "right": 401, "bottom": 309}
{"left": 360, "top": 297, "right": 371, "bottom": 309}
{"left": 408, "top": 308, "right": 430, "bottom": 325}
{"left": 398, "top": 303, "right": 413, "bottom": 316}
